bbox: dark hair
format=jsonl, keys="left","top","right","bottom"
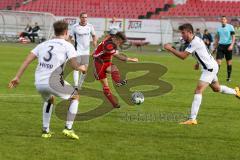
{"left": 178, "top": 23, "right": 194, "bottom": 33}
{"left": 221, "top": 15, "right": 226, "bottom": 18}
{"left": 80, "top": 12, "right": 87, "bottom": 17}
{"left": 114, "top": 32, "right": 127, "bottom": 42}
{"left": 53, "top": 20, "right": 68, "bottom": 36}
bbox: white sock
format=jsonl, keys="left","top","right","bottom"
{"left": 220, "top": 85, "right": 236, "bottom": 95}
{"left": 78, "top": 73, "right": 87, "bottom": 89}
{"left": 42, "top": 102, "right": 53, "bottom": 132}
{"left": 73, "top": 70, "right": 79, "bottom": 87}
{"left": 189, "top": 94, "right": 202, "bottom": 120}
{"left": 66, "top": 99, "right": 79, "bottom": 130}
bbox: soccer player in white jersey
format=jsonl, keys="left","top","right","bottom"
{"left": 70, "top": 12, "right": 98, "bottom": 89}
{"left": 8, "top": 20, "right": 86, "bottom": 139}
{"left": 164, "top": 23, "right": 240, "bottom": 125}
{"left": 108, "top": 17, "right": 121, "bottom": 34}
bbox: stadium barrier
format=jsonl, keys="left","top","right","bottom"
{"left": 1, "top": 11, "right": 240, "bottom": 54}
{"left": 0, "top": 10, "right": 56, "bottom": 42}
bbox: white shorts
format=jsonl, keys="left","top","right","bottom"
{"left": 199, "top": 69, "right": 218, "bottom": 84}
{"left": 35, "top": 81, "right": 76, "bottom": 101}
{"left": 76, "top": 54, "right": 90, "bottom": 66}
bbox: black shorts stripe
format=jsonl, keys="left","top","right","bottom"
{"left": 74, "top": 33, "right": 77, "bottom": 50}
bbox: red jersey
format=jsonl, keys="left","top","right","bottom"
{"left": 93, "top": 38, "right": 117, "bottom": 61}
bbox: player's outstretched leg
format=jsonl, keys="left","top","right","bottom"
{"left": 180, "top": 81, "right": 209, "bottom": 125}
{"left": 42, "top": 96, "right": 54, "bottom": 138}
{"left": 110, "top": 64, "right": 127, "bottom": 87}
{"left": 235, "top": 87, "right": 240, "bottom": 98}
{"left": 100, "top": 78, "right": 120, "bottom": 108}
{"left": 210, "top": 81, "right": 240, "bottom": 98}
{"left": 63, "top": 94, "right": 80, "bottom": 140}
{"left": 103, "top": 86, "right": 120, "bottom": 108}
{"left": 179, "top": 94, "right": 201, "bottom": 125}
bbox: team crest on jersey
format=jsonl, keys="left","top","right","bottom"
{"left": 188, "top": 44, "right": 191, "bottom": 48}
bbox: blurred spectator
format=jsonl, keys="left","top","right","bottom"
{"left": 19, "top": 24, "right": 32, "bottom": 38}
{"left": 236, "top": 39, "right": 240, "bottom": 55}
{"left": 202, "top": 29, "right": 213, "bottom": 49}
{"left": 28, "top": 22, "right": 40, "bottom": 43}
{"left": 108, "top": 17, "right": 121, "bottom": 35}
{"left": 195, "top": 28, "right": 202, "bottom": 39}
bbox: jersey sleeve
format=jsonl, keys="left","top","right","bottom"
{"left": 185, "top": 41, "right": 197, "bottom": 54}
{"left": 31, "top": 44, "right": 41, "bottom": 57}
{"left": 66, "top": 44, "right": 78, "bottom": 59}
{"left": 230, "top": 25, "right": 235, "bottom": 32}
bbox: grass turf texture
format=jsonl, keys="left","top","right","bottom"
{"left": 0, "top": 42, "right": 240, "bottom": 160}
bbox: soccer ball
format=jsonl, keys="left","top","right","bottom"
{"left": 131, "top": 92, "right": 144, "bottom": 105}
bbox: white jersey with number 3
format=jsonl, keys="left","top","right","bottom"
{"left": 70, "top": 23, "right": 96, "bottom": 55}
{"left": 185, "top": 36, "right": 218, "bottom": 71}
{"left": 32, "top": 39, "right": 78, "bottom": 85}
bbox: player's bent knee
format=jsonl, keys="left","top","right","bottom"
{"left": 110, "top": 65, "right": 119, "bottom": 72}
{"left": 82, "top": 68, "right": 88, "bottom": 74}
{"left": 82, "top": 64, "right": 89, "bottom": 74}
{"left": 195, "top": 86, "right": 204, "bottom": 94}
{"left": 71, "top": 94, "right": 79, "bottom": 100}
{"left": 48, "top": 96, "right": 55, "bottom": 104}
{"left": 212, "top": 87, "right": 220, "bottom": 92}
{"left": 194, "top": 89, "right": 203, "bottom": 94}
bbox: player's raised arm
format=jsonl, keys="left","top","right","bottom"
{"left": 8, "top": 52, "right": 37, "bottom": 88}
{"left": 113, "top": 50, "right": 138, "bottom": 62}
{"left": 113, "top": 51, "right": 138, "bottom": 62}
{"left": 164, "top": 43, "right": 190, "bottom": 60}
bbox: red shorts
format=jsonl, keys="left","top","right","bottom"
{"left": 94, "top": 60, "right": 112, "bottom": 80}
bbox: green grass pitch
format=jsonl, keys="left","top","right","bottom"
{"left": 0, "top": 42, "right": 240, "bottom": 160}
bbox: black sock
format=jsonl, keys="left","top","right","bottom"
{"left": 227, "top": 65, "right": 232, "bottom": 79}
{"left": 217, "top": 65, "right": 220, "bottom": 75}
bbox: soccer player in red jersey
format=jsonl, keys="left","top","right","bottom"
{"left": 93, "top": 32, "right": 138, "bottom": 108}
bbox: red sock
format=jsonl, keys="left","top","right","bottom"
{"left": 103, "top": 86, "right": 118, "bottom": 107}
{"left": 110, "top": 65, "right": 121, "bottom": 83}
